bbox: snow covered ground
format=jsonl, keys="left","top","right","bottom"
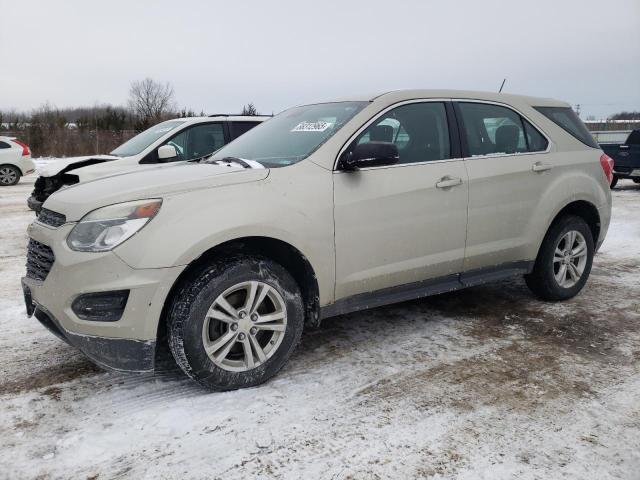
{"left": 1, "top": 172, "right": 639, "bottom": 480}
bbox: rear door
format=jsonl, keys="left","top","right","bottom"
{"left": 333, "top": 101, "right": 469, "bottom": 299}
{"left": 455, "top": 101, "right": 552, "bottom": 272}
{"left": 0, "top": 140, "right": 16, "bottom": 163}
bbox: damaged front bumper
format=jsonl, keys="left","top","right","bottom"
{"left": 22, "top": 220, "right": 184, "bottom": 373}
{"left": 23, "top": 287, "right": 156, "bottom": 372}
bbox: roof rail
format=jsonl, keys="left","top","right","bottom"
{"left": 208, "top": 113, "right": 273, "bottom": 117}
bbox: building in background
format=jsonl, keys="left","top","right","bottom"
{"left": 585, "top": 120, "right": 640, "bottom": 143}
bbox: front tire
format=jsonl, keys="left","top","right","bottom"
{"left": 167, "top": 255, "right": 304, "bottom": 391}
{"left": 610, "top": 175, "right": 618, "bottom": 189}
{"left": 0, "top": 165, "right": 20, "bottom": 186}
{"left": 525, "top": 215, "right": 594, "bottom": 301}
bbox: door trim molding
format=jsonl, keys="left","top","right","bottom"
{"left": 320, "top": 260, "right": 533, "bottom": 319}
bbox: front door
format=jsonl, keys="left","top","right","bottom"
{"left": 333, "top": 101, "right": 469, "bottom": 300}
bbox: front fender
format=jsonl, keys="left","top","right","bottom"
{"left": 113, "top": 161, "right": 336, "bottom": 304}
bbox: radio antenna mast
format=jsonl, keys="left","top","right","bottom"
{"left": 498, "top": 78, "right": 507, "bottom": 93}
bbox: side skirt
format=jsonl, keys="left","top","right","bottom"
{"left": 319, "top": 261, "right": 533, "bottom": 320}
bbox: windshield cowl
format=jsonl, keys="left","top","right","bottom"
{"left": 203, "top": 157, "right": 265, "bottom": 169}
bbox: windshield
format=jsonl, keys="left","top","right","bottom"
{"left": 110, "top": 120, "right": 187, "bottom": 156}
{"left": 207, "top": 102, "right": 368, "bottom": 167}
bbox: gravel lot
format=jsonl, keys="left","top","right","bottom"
{"left": 1, "top": 174, "right": 639, "bottom": 480}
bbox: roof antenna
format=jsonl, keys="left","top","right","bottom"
{"left": 498, "top": 78, "right": 507, "bottom": 93}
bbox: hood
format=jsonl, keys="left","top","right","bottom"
{"left": 44, "top": 162, "right": 269, "bottom": 221}
{"left": 67, "top": 157, "right": 152, "bottom": 182}
{"left": 38, "top": 155, "right": 119, "bottom": 177}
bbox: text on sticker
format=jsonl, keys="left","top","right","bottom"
{"left": 291, "top": 121, "right": 333, "bottom": 132}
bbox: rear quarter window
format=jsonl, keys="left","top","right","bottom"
{"left": 0, "top": 141, "right": 11, "bottom": 149}
{"left": 534, "top": 106, "right": 599, "bottom": 149}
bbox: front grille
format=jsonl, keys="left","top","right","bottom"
{"left": 26, "top": 239, "right": 55, "bottom": 281}
{"left": 37, "top": 208, "right": 66, "bottom": 228}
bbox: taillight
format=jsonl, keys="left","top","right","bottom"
{"left": 13, "top": 139, "right": 30, "bottom": 156}
{"left": 600, "top": 153, "right": 614, "bottom": 184}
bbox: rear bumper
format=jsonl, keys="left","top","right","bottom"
{"left": 30, "top": 302, "right": 155, "bottom": 372}
{"left": 19, "top": 157, "right": 36, "bottom": 176}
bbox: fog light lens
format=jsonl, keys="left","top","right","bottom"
{"left": 71, "top": 290, "right": 130, "bottom": 322}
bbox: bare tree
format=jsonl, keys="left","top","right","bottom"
{"left": 241, "top": 102, "right": 259, "bottom": 116}
{"left": 128, "top": 78, "right": 176, "bottom": 128}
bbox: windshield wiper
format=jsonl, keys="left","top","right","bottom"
{"left": 204, "top": 156, "right": 253, "bottom": 169}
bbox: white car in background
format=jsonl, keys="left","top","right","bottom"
{"left": 28, "top": 115, "right": 270, "bottom": 212}
{"left": 0, "top": 136, "right": 35, "bottom": 186}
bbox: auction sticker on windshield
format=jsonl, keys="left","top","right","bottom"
{"left": 291, "top": 121, "right": 333, "bottom": 132}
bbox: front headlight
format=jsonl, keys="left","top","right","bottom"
{"left": 67, "top": 199, "right": 162, "bottom": 252}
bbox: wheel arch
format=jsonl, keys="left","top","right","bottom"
{"left": 544, "top": 199, "right": 601, "bottom": 247}
{"left": 0, "top": 163, "right": 23, "bottom": 176}
{"left": 156, "top": 236, "right": 321, "bottom": 348}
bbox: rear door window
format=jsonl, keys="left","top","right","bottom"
{"left": 524, "top": 119, "right": 549, "bottom": 152}
{"left": 457, "top": 102, "right": 548, "bottom": 156}
{"left": 534, "top": 106, "right": 599, "bottom": 148}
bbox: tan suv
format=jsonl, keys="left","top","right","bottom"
{"left": 22, "top": 90, "right": 613, "bottom": 390}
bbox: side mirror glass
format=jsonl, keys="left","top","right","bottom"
{"left": 157, "top": 144, "right": 178, "bottom": 162}
{"left": 340, "top": 142, "right": 399, "bottom": 170}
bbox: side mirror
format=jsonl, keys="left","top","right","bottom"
{"left": 157, "top": 145, "right": 178, "bottom": 162}
{"left": 340, "top": 142, "right": 399, "bottom": 170}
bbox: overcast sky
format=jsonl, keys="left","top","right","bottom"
{"left": 1, "top": 0, "right": 639, "bottom": 119}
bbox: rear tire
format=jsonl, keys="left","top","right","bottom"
{"left": 167, "top": 255, "right": 304, "bottom": 391}
{"left": 525, "top": 215, "right": 594, "bottom": 301}
{"left": 633, "top": 179, "right": 640, "bottom": 184}
{"left": 0, "top": 165, "right": 20, "bottom": 186}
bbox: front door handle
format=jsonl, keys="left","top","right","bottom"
{"left": 532, "top": 162, "right": 553, "bottom": 172}
{"left": 435, "top": 176, "right": 463, "bottom": 189}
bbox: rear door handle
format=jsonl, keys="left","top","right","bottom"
{"left": 435, "top": 176, "right": 463, "bottom": 189}
{"left": 532, "top": 162, "right": 553, "bottom": 172}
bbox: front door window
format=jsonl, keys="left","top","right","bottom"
{"left": 161, "top": 123, "right": 226, "bottom": 162}
{"left": 351, "top": 102, "right": 451, "bottom": 164}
